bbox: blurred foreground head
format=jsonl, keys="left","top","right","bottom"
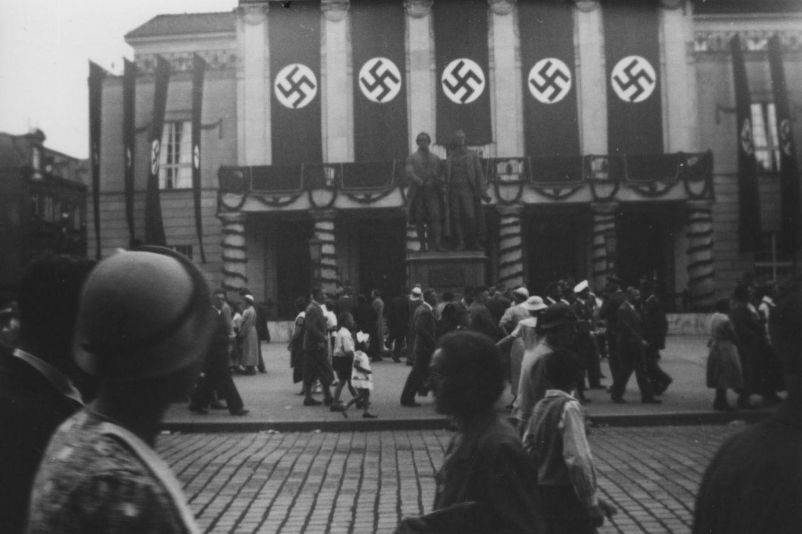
{"left": 431, "top": 331, "right": 504, "bottom": 420}
{"left": 17, "top": 255, "right": 95, "bottom": 371}
{"left": 73, "top": 247, "right": 212, "bottom": 384}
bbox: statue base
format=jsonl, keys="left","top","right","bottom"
{"left": 407, "top": 250, "right": 487, "bottom": 295}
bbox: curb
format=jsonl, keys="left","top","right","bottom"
{"left": 158, "top": 408, "right": 776, "bottom": 434}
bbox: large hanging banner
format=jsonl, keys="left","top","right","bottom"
{"left": 519, "top": 0, "right": 579, "bottom": 156}
{"left": 768, "top": 35, "right": 800, "bottom": 257}
{"left": 191, "top": 53, "right": 207, "bottom": 263}
{"left": 88, "top": 61, "right": 106, "bottom": 259}
{"left": 731, "top": 35, "right": 761, "bottom": 253}
{"left": 434, "top": 0, "right": 492, "bottom": 146}
{"left": 122, "top": 59, "right": 137, "bottom": 247}
{"left": 351, "top": 0, "right": 408, "bottom": 162}
{"left": 144, "top": 55, "right": 170, "bottom": 246}
{"left": 269, "top": 2, "right": 322, "bottom": 166}
{"left": 603, "top": 0, "right": 662, "bottom": 155}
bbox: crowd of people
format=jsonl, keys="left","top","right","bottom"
{"left": 0, "top": 248, "right": 799, "bottom": 533}
{"left": 289, "top": 273, "right": 678, "bottom": 416}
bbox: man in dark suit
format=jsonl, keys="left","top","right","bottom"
{"left": 0, "top": 255, "right": 94, "bottom": 534}
{"left": 189, "top": 290, "right": 249, "bottom": 416}
{"left": 386, "top": 287, "right": 410, "bottom": 363}
{"left": 640, "top": 279, "right": 673, "bottom": 396}
{"left": 400, "top": 289, "right": 438, "bottom": 407}
{"left": 609, "top": 287, "right": 660, "bottom": 404}
{"left": 302, "top": 287, "right": 334, "bottom": 406}
{"left": 468, "top": 286, "right": 501, "bottom": 340}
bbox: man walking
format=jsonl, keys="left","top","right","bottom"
{"left": 400, "top": 289, "right": 438, "bottom": 407}
{"left": 189, "top": 290, "right": 249, "bottom": 416}
{"left": 610, "top": 287, "right": 660, "bottom": 404}
{"left": 303, "top": 287, "right": 334, "bottom": 406}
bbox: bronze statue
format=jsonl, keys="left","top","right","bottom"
{"left": 405, "top": 132, "right": 445, "bottom": 252}
{"left": 444, "top": 129, "right": 489, "bottom": 251}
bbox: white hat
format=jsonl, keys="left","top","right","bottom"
{"left": 243, "top": 294, "right": 255, "bottom": 303}
{"left": 523, "top": 295, "right": 548, "bottom": 312}
{"left": 411, "top": 287, "right": 422, "bottom": 297}
{"left": 573, "top": 280, "right": 589, "bottom": 294}
{"left": 512, "top": 286, "right": 529, "bottom": 298}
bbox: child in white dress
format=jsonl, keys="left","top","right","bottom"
{"left": 344, "top": 332, "right": 377, "bottom": 418}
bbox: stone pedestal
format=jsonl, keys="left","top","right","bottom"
{"left": 407, "top": 251, "right": 487, "bottom": 294}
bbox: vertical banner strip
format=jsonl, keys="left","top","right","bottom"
{"left": 88, "top": 62, "right": 106, "bottom": 259}
{"left": 269, "top": 2, "right": 322, "bottom": 166}
{"left": 434, "top": 0, "right": 492, "bottom": 146}
{"left": 768, "top": 35, "right": 800, "bottom": 256}
{"left": 191, "top": 54, "right": 207, "bottom": 262}
{"left": 731, "top": 35, "right": 761, "bottom": 253}
{"left": 519, "top": 1, "right": 579, "bottom": 156}
{"left": 351, "top": 0, "right": 408, "bottom": 162}
{"left": 144, "top": 55, "right": 170, "bottom": 246}
{"left": 122, "top": 59, "right": 136, "bottom": 247}
{"left": 603, "top": 0, "right": 663, "bottom": 155}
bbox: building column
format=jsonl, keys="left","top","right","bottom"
{"left": 236, "top": 3, "right": 270, "bottom": 165}
{"left": 660, "top": 0, "right": 698, "bottom": 152}
{"left": 219, "top": 211, "right": 248, "bottom": 292}
{"left": 405, "top": 0, "right": 436, "bottom": 149}
{"left": 574, "top": 0, "right": 607, "bottom": 154}
{"left": 497, "top": 205, "right": 524, "bottom": 289}
{"left": 322, "top": 0, "right": 353, "bottom": 162}
{"left": 489, "top": 0, "right": 522, "bottom": 157}
{"left": 685, "top": 200, "right": 715, "bottom": 310}
{"left": 312, "top": 210, "right": 339, "bottom": 293}
{"left": 591, "top": 202, "right": 618, "bottom": 290}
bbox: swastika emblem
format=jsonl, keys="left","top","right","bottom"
{"left": 193, "top": 144, "right": 200, "bottom": 170}
{"left": 359, "top": 57, "right": 402, "bottom": 103}
{"left": 274, "top": 63, "right": 318, "bottom": 109}
{"left": 441, "top": 58, "right": 485, "bottom": 104}
{"left": 150, "top": 139, "right": 161, "bottom": 176}
{"left": 740, "top": 118, "right": 754, "bottom": 155}
{"left": 528, "top": 58, "right": 572, "bottom": 104}
{"left": 611, "top": 55, "right": 657, "bottom": 103}
{"left": 779, "top": 118, "right": 793, "bottom": 156}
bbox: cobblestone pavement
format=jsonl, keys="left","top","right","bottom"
{"left": 157, "top": 423, "right": 745, "bottom": 534}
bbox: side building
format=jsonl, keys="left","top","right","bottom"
{"left": 90, "top": 0, "right": 801, "bottom": 318}
{"left": 0, "top": 129, "right": 88, "bottom": 303}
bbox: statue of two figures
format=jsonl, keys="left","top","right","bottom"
{"left": 405, "top": 130, "right": 491, "bottom": 253}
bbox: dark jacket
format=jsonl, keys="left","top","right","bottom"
{"left": 412, "top": 303, "right": 437, "bottom": 364}
{"left": 0, "top": 353, "right": 83, "bottom": 533}
{"left": 616, "top": 301, "right": 646, "bottom": 355}
{"left": 641, "top": 294, "right": 668, "bottom": 350}
{"left": 302, "top": 301, "right": 328, "bottom": 352}
{"left": 421, "top": 412, "right": 544, "bottom": 533}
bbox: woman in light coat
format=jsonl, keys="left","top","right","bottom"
{"left": 238, "top": 295, "right": 260, "bottom": 375}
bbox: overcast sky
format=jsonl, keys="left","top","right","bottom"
{"left": 0, "top": 0, "right": 238, "bottom": 158}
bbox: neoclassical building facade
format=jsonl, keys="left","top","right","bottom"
{"left": 91, "top": 0, "right": 801, "bottom": 316}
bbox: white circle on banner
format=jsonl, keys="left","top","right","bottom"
{"left": 610, "top": 55, "right": 657, "bottom": 103}
{"left": 441, "top": 58, "right": 486, "bottom": 105}
{"left": 528, "top": 58, "right": 572, "bottom": 104}
{"left": 359, "top": 57, "right": 402, "bottom": 103}
{"left": 779, "top": 118, "right": 792, "bottom": 156}
{"left": 740, "top": 118, "right": 754, "bottom": 155}
{"left": 274, "top": 63, "right": 318, "bottom": 109}
{"left": 150, "top": 139, "right": 160, "bottom": 176}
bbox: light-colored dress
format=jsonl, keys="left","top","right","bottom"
{"left": 706, "top": 312, "right": 744, "bottom": 390}
{"left": 238, "top": 305, "right": 260, "bottom": 367}
{"left": 509, "top": 317, "right": 540, "bottom": 399}
{"left": 351, "top": 350, "right": 373, "bottom": 390}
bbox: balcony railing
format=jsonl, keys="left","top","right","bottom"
{"left": 219, "top": 151, "right": 713, "bottom": 201}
